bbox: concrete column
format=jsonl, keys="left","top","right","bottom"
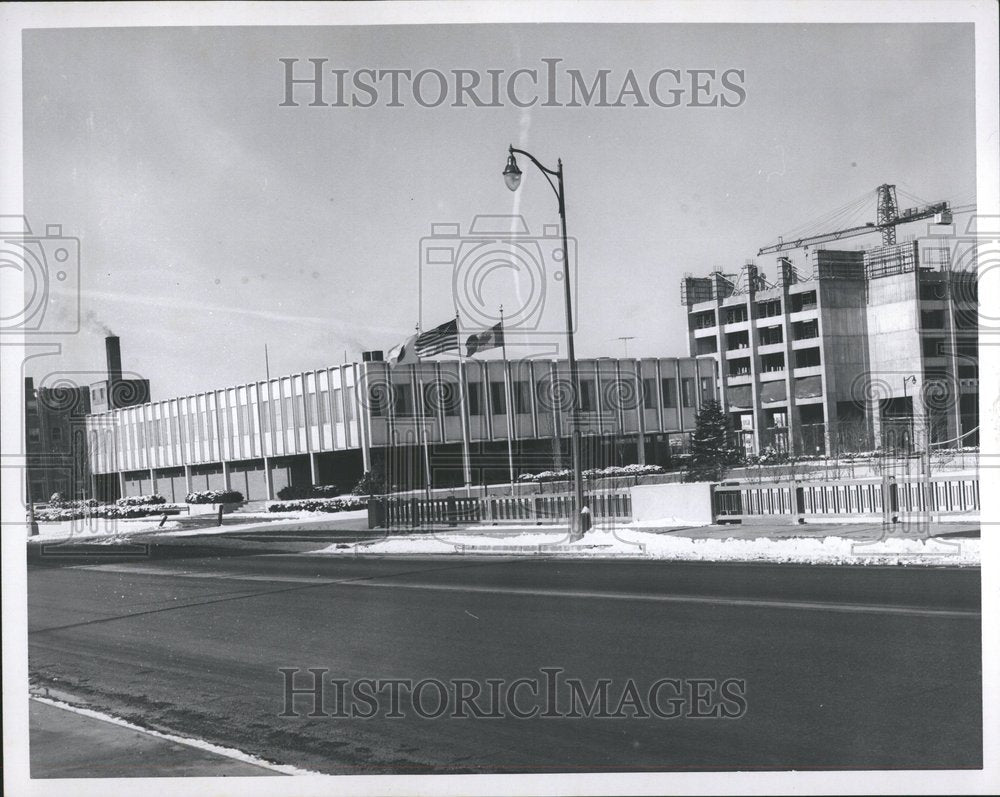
{"left": 149, "top": 468, "right": 157, "bottom": 496}
{"left": 183, "top": 464, "right": 193, "bottom": 494}
{"left": 263, "top": 456, "right": 274, "bottom": 500}
{"left": 309, "top": 452, "right": 319, "bottom": 485}
{"left": 117, "top": 471, "right": 127, "bottom": 499}
{"left": 222, "top": 461, "right": 231, "bottom": 491}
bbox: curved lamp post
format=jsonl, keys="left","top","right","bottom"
{"left": 503, "top": 145, "right": 585, "bottom": 539}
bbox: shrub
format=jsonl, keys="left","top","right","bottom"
{"left": 186, "top": 489, "right": 244, "bottom": 504}
{"left": 32, "top": 502, "right": 184, "bottom": 522}
{"left": 268, "top": 496, "right": 368, "bottom": 513}
{"left": 276, "top": 484, "right": 340, "bottom": 501}
{"left": 352, "top": 471, "right": 384, "bottom": 496}
{"left": 517, "top": 464, "right": 665, "bottom": 484}
{"left": 116, "top": 494, "right": 166, "bottom": 507}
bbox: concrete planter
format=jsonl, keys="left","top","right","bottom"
{"left": 186, "top": 501, "right": 242, "bottom": 516}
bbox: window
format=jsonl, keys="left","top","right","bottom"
{"left": 490, "top": 381, "right": 507, "bottom": 415}
{"left": 273, "top": 396, "right": 283, "bottom": 431}
{"left": 756, "top": 299, "right": 782, "bottom": 318}
{"left": 661, "top": 378, "right": 677, "bottom": 408}
{"left": 726, "top": 331, "right": 750, "bottom": 351}
{"left": 729, "top": 358, "right": 751, "bottom": 377}
{"left": 442, "top": 381, "right": 461, "bottom": 417}
{"left": 792, "top": 319, "right": 818, "bottom": 340}
{"left": 579, "top": 379, "right": 596, "bottom": 412}
{"left": 394, "top": 383, "right": 413, "bottom": 416}
{"left": 514, "top": 381, "right": 531, "bottom": 414}
{"left": 700, "top": 377, "right": 713, "bottom": 401}
{"left": 696, "top": 337, "right": 718, "bottom": 355}
{"left": 317, "top": 390, "right": 329, "bottom": 423}
{"left": 758, "top": 326, "right": 783, "bottom": 346}
{"left": 467, "top": 382, "right": 484, "bottom": 415}
{"left": 344, "top": 387, "right": 355, "bottom": 421}
{"left": 761, "top": 353, "right": 785, "bottom": 373}
{"left": 725, "top": 306, "right": 748, "bottom": 324}
{"left": 692, "top": 310, "right": 716, "bottom": 330}
{"left": 307, "top": 392, "right": 318, "bottom": 424}
{"left": 295, "top": 393, "right": 306, "bottom": 428}
{"left": 790, "top": 291, "right": 817, "bottom": 313}
{"left": 794, "top": 348, "right": 820, "bottom": 369}
{"left": 261, "top": 399, "right": 272, "bottom": 431}
{"left": 421, "top": 383, "right": 438, "bottom": 417}
{"left": 643, "top": 378, "right": 656, "bottom": 410}
{"left": 333, "top": 390, "right": 344, "bottom": 422}
{"left": 681, "top": 378, "right": 694, "bottom": 408}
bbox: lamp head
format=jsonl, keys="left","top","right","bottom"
{"left": 503, "top": 149, "right": 522, "bottom": 191}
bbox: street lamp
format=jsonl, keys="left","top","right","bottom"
{"left": 503, "top": 144, "right": 586, "bottom": 539}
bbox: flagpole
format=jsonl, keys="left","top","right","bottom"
{"left": 500, "top": 306, "right": 515, "bottom": 494}
{"left": 413, "top": 323, "right": 433, "bottom": 500}
{"left": 454, "top": 313, "right": 473, "bottom": 497}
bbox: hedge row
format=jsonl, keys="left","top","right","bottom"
{"left": 276, "top": 484, "right": 340, "bottom": 501}
{"left": 267, "top": 496, "right": 368, "bottom": 514}
{"left": 33, "top": 503, "right": 185, "bottom": 522}
{"left": 117, "top": 494, "right": 167, "bottom": 507}
{"left": 185, "top": 489, "right": 244, "bottom": 504}
{"left": 517, "top": 464, "right": 666, "bottom": 483}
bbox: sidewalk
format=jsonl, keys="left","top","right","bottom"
{"left": 30, "top": 697, "right": 280, "bottom": 778}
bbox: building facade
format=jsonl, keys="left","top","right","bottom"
{"left": 25, "top": 335, "right": 150, "bottom": 502}
{"left": 84, "top": 355, "right": 717, "bottom": 501}
{"left": 25, "top": 378, "right": 92, "bottom": 501}
{"left": 682, "top": 240, "right": 978, "bottom": 455}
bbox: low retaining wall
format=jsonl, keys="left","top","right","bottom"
{"left": 186, "top": 502, "right": 242, "bottom": 516}
{"left": 629, "top": 482, "right": 714, "bottom": 526}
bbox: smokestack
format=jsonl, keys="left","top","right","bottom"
{"left": 105, "top": 336, "right": 122, "bottom": 384}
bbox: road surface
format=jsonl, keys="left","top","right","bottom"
{"left": 28, "top": 534, "right": 982, "bottom": 775}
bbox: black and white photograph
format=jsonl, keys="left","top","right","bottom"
{"left": 2, "top": 2, "right": 998, "bottom": 795}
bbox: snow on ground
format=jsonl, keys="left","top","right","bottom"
{"left": 27, "top": 509, "right": 371, "bottom": 541}
{"left": 158, "top": 509, "right": 370, "bottom": 537}
{"left": 313, "top": 525, "right": 980, "bottom": 566}
{"left": 29, "top": 516, "right": 183, "bottom": 542}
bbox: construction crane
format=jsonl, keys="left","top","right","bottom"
{"left": 757, "top": 184, "right": 973, "bottom": 256}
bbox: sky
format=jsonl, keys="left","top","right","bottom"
{"left": 22, "top": 22, "right": 977, "bottom": 399}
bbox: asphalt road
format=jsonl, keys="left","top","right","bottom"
{"left": 28, "top": 537, "right": 982, "bottom": 774}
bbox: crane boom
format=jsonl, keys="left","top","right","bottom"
{"left": 757, "top": 184, "right": 952, "bottom": 256}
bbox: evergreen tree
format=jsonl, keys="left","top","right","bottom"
{"left": 685, "top": 399, "right": 741, "bottom": 482}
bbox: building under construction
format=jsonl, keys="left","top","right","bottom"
{"left": 681, "top": 238, "right": 978, "bottom": 456}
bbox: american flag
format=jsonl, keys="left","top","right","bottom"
{"left": 415, "top": 318, "right": 459, "bottom": 357}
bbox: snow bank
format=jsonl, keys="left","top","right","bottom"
{"left": 29, "top": 516, "right": 181, "bottom": 541}
{"left": 313, "top": 526, "right": 979, "bottom": 566}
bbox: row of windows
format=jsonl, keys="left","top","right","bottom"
{"left": 370, "top": 377, "right": 711, "bottom": 417}
{"left": 96, "top": 384, "right": 360, "bottom": 459}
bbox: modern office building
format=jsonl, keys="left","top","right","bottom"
{"left": 84, "top": 354, "right": 717, "bottom": 501}
{"left": 681, "top": 239, "right": 978, "bottom": 455}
